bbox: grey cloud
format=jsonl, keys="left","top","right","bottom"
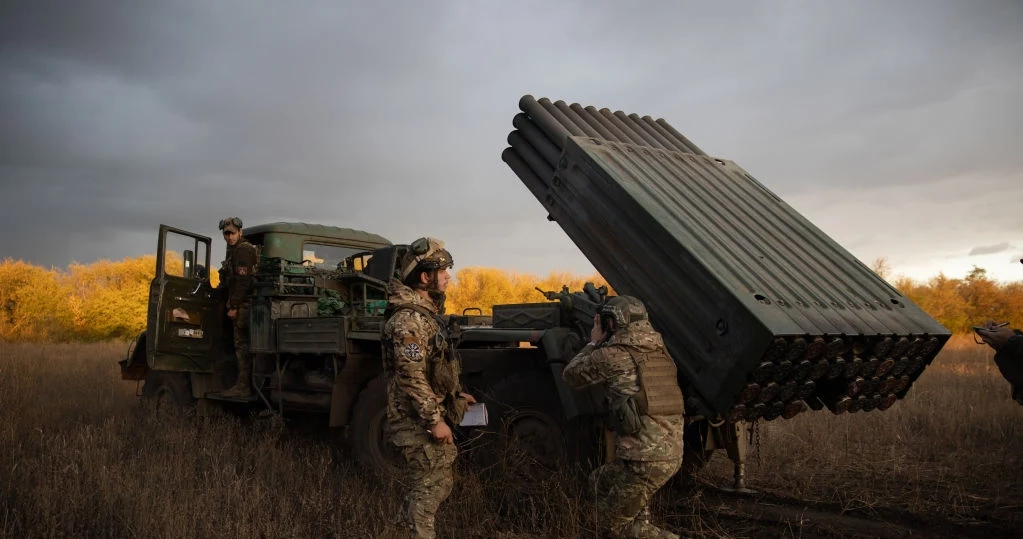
{"left": 969, "top": 243, "right": 1014, "bottom": 256}
{"left": 0, "top": 0, "right": 1021, "bottom": 281}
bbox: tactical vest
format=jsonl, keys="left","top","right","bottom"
{"left": 384, "top": 303, "right": 466, "bottom": 425}
{"left": 632, "top": 347, "right": 685, "bottom": 417}
{"left": 606, "top": 345, "right": 685, "bottom": 437}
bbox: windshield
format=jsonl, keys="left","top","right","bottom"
{"left": 302, "top": 242, "right": 362, "bottom": 270}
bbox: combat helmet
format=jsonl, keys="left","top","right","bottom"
{"left": 599, "top": 295, "right": 648, "bottom": 328}
{"left": 218, "top": 217, "right": 243, "bottom": 231}
{"left": 399, "top": 237, "right": 454, "bottom": 281}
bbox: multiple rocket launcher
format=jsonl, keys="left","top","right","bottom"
{"left": 502, "top": 95, "right": 950, "bottom": 420}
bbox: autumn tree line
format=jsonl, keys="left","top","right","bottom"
{"left": 0, "top": 256, "right": 1019, "bottom": 342}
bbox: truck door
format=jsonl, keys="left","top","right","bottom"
{"left": 147, "top": 225, "right": 224, "bottom": 372}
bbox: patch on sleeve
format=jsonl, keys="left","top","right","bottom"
{"left": 403, "top": 342, "right": 422, "bottom": 360}
{"left": 237, "top": 266, "right": 248, "bottom": 276}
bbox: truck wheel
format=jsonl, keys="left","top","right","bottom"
{"left": 477, "top": 371, "right": 570, "bottom": 472}
{"left": 141, "top": 371, "right": 195, "bottom": 418}
{"left": 350, "top": 374, "right": 403, "bottom": 479}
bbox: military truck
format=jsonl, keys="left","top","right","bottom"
{"left": 122, "top": 96, "right": 952, "bottom": 487}
{"left": 119, "top": 222, "right": 642, "bottom": 476}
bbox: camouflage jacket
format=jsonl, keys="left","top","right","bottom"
{"left": 219, "top": 238, "right": 258, "bottom": 309}
{"left": 563, "top": 320, "right": 684, "bottom": 461}
{"left": 382, "top": 279, "right": 463, "bottom": 443}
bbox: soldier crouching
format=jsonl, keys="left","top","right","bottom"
{"left": 381, "top": 237, "right": 475, "bottom": 539}
{"left": 563, "top": 295, "right": 685, "bottom": 539}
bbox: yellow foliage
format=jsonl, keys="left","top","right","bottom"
{"left": 0, "top": 254, "right": 1020, "bottom": 342}
{"left": 0, "top": 259, "right": 70, "bottom": 341}
{"left": 445, "top": 267, "right": 613, "bottom": 315}
{"left": 65, "top": 256, "right": 157, "bottom": 341}
{"left": 0, "top": 256, "right": 164, "bottom": 342}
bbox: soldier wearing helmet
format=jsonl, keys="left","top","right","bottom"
{"left": 381, "top": 237, "right": 475, "bottom": 539}
{"left": 563, "top": 295, "right": 685, "bottom": 539}
{"left": 215, "top": 217, "right": 258, "bottom": 399}
{"left": 976, "top": 258, "right": 1023, "bottom": 406}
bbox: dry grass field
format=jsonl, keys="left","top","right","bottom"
{"left": 1, "top": 337, "right": 1020, "bottom": 538}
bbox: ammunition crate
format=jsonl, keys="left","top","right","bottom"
{"left": 254, "top": 258, "right": 320, "bottom": 297}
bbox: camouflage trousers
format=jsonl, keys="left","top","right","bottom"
{"left": 232, "top": 304, "right": 250, "bottom": 358}
{"left": 232, "top": 305, "right": 250, "bottom": 386}
{"left": 589, "top": 458, "right": 681, "bottom": 539}
{"left": 391, "top": 429, "right": 457, "bottom": 539}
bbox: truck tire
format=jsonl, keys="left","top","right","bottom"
{"left": 141, "top": 371, "right": 195, "bottom": 418}
{"left": 350, "top": 374, "right": 402, "bottom": 479}
{"left": 476, "top": 371, "right": 572, "bottom": 473}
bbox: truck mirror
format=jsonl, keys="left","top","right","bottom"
{"left": 183, "top": 250, "right": 194, "bottom": 279}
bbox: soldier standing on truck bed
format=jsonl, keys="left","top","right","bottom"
{"left": 214, "top": 217, "right": 258, "bottom": 399}
{"left": 380, "top": 237, "right": 476, "bottom": 539}
{"left": 563, "top": 295, "right": 685, "bottom": 539}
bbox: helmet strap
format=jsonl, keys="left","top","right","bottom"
{"left": 600, "top": 314, "right": 617, "bottom": 337}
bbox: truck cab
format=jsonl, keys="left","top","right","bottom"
{"left": 119, "top": 222, "right": 392, "bottom": 405}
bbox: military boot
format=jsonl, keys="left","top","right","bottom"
{"left": 221, "top": 354, "right": 253, "bottom": 398}
{"left": 624, "top": 522, "right": 679, "bottom": 539}
{"left": 625, "top": 511, "right": 680, "bottom": 539}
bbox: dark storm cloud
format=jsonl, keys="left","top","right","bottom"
{"left": 0, "top": 0, "right": 455, "bottom": 263}
{"left": 0, "top": 0, "right": 1021, "bottom": 280}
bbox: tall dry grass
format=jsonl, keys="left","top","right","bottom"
{"left": 703, "top": 335, "right": 1023, "bottom": 523}
{"left": 1, "top": 337, "right": 1020, "bottom": 538}
{"left": 0, "top": 342, "right": 585, "bottom": 538}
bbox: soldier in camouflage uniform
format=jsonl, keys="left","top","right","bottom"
{"left": 978, "top": 260, "right": 1023, "bottom": 406}
{"left": 563, "top": 296, "right": 685, "bottom": 539}
{"left": 215, "top": 217, "right": 258, "bottom": 398}
{"left": 979, "top": 322, "right": 1023, "bottom": 405}
{"left": 381, "top": 237, "right": 475, "bottom": 539}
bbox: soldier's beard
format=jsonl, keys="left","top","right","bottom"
{"left": 428, "top": 290, "right": 446, "bottom": 314}
{"left": 427, "top": 273, "right": 446, "bottom": 313}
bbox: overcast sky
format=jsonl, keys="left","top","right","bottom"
{"left": 1, "top": 0, "right": 1021, "bottom": 285}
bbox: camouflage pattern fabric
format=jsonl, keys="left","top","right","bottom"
{"left": 563, "top": 319, "right": 684, "bottom": 461}
{"left": 382, "top": 279, "right": 463, "bottom": 432}
{"left": 233, "top": 304, "right": 250, "bottom": 366}
{"left": 383, "top": 428, "right": 457, "bottom": 539}
{"left": 590, "top": 458, "right": 681, "bottom": 538}
{"left": 382, "top": 279, "right": 464, "bottom": 539}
